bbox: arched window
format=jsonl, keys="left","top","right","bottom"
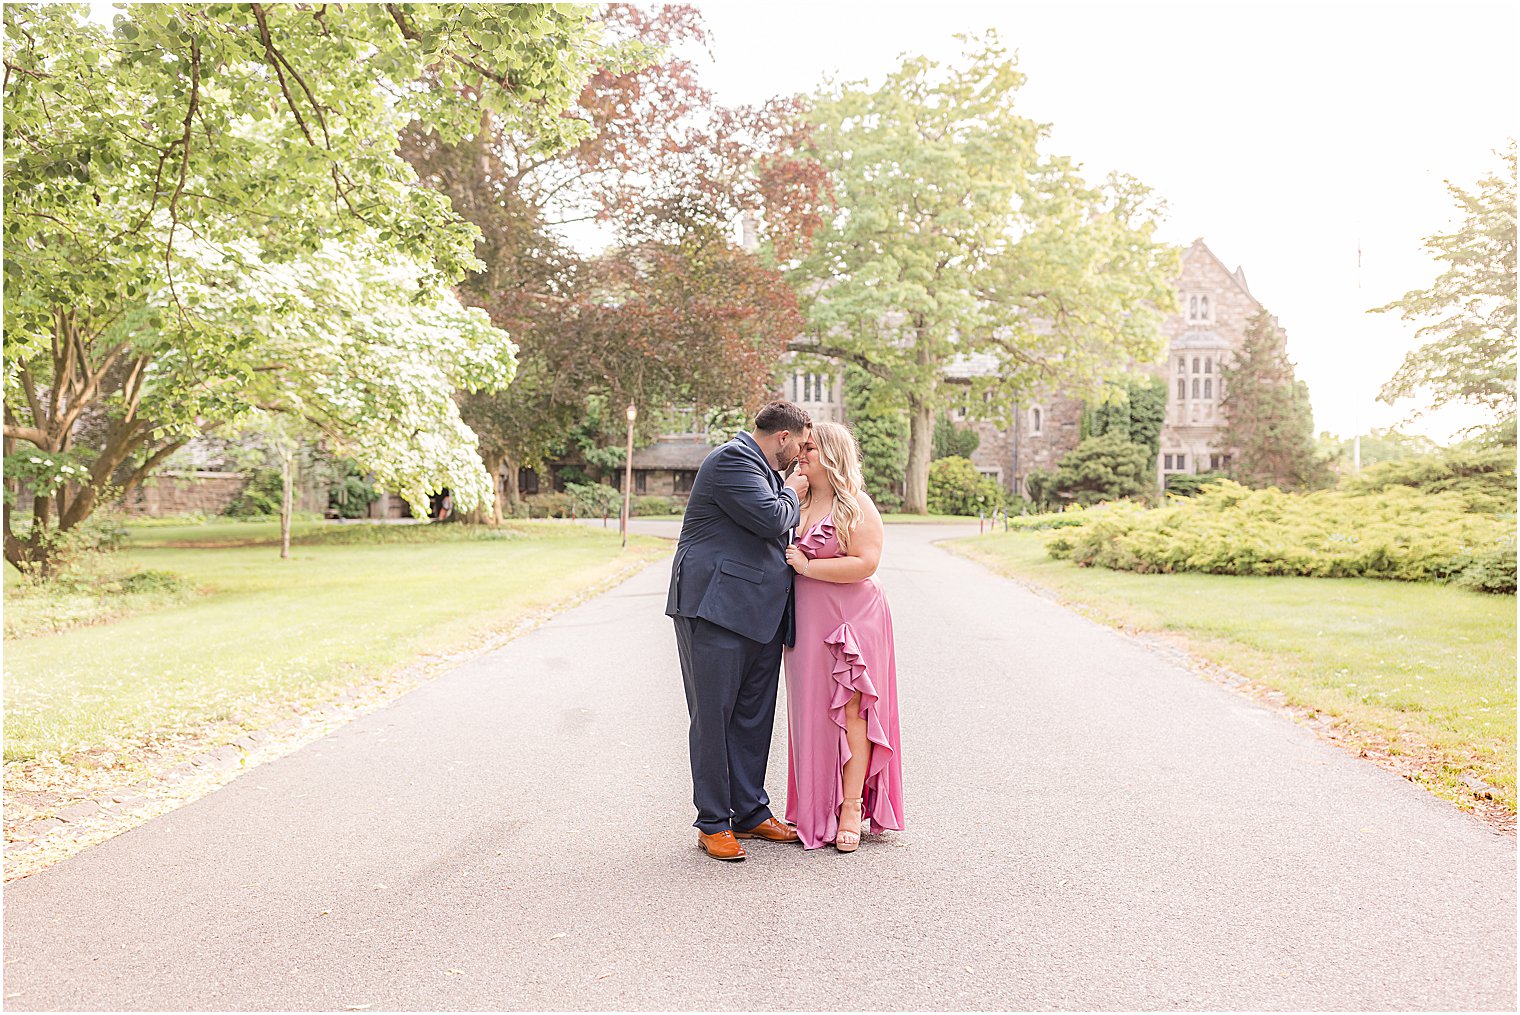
{"left": 1192, "top": 378, "right": 1201, "bottom": 398}
{"left": 1189, "top": 295, "right": 1198, "bottom": 319}
{"left": 1176, "top": 379, "right": 1186, "bottom": 401}
{"left": 1204, "top": 357, "right": 1213, "bottom": 374}
{"left": 1200, "top": 295, "right": 1210, "bottom": 319}
{"left": 1177, "top": 357, "right": 1186, "bottom": 374}
{"left": 1192, "top": 357, "right": 1200, "bottom": 373}
{"left": 1030, "top": 406, "right": 1044, "bottom": 435}
{"left": 1204, "top": 378, "right": 1213, "bottom": 399}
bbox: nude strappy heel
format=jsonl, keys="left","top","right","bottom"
{"left": 835, "top": 796, "right": 863, "bottom": 853}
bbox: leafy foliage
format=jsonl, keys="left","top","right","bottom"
{"left": 789, "top": 33, "right": 1177, "bottom": 512}
{"left": 1082, "top": 375, "right": 1167, "bottom": 460}
{"left": 564, "top": 482, "right": 623, "bottom": 519}
{"left": 1048, "top": 432, "right": 1154, "bottom": 506}
{"left": 1374, "top": 144, "right": 1517, "bottom": 422}
{"left": 398, "top": 4, "right": 828, "bottom": 521}
{"left": 843, "top": 367, "right": 908, "bottom": 511}
{"left": 1342, "top": 445, "right": 1516, "bottom": 514}
{"left": 927, "top": 456, "right": 1005, "bottom": 516}
{"left": 1046, "top": 480, "right": 1515, "bottom": 593}
{"left": 3, "top": 3, "right": 610, "bottom": 573}
{"left": 1163, "top": 471, "right": 1231, "bottom": 497}
{"left": 1316, "top": 428, "right": 1442, "bottom": 477}
{"left": 932, "top": 416, "right": 981, "bottom": 460}
{"left": 1218, "top": 310, "right": 1329, "bottom": 491}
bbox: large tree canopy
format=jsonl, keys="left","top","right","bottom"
{"left": 787, "top": 34, "right": 1178, "bottom": 513}
{"left": 2, "top": 3, "right": 620, "bottom": 571}
{"left": 1374, "top": 144, "right": 1517, "bottom": 423}
{"left": 398, "top": 4, "right": 826, "bottom": 519}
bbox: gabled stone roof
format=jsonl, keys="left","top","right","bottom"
{"left": 631, "top": 440, "right": 714, "bottom": 470}
{"left": 1182, "top": 238, "right": 1261, "bottom": 309}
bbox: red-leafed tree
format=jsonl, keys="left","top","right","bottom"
{"left": 400, "top": 4, "right": 828, "bottom": 520}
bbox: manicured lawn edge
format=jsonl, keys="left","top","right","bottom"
{"left": 942, "top": 535, "right": 1517, "bottom": 835}
{"left": 3, "top": 544, "right": 665, "bottom": 882}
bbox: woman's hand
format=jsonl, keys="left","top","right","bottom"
{"left": 785, "top": 543, "right": 810, "bottom": 576}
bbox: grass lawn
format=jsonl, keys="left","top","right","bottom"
{"left": 3, "top": 521, "right": 667, "bottom": 767}
{"left": 947, "top": 531, "right": 1517, "bottom": 816}
{"left": 881, "top": 513, "right": 979, "bottom": 524}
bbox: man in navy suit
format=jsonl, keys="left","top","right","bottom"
{"left": 667, "top": 401, "right": 812, "bottom": 861}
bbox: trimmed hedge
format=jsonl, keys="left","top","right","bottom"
{"left": 1044, "top": 480, "right": 1515, "bottom": 593}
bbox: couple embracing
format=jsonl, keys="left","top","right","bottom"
{"left": 666, "top": 400, "right": 905, "bottom": 860}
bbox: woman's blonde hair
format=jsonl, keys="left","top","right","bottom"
{"left": 807, "top": 421, "right": 865, "bottom": 553}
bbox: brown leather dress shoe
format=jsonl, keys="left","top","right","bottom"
{"left": 733, "top": 816, "right": 801, "bottom": 843}
{"left": 697, "top": 829, "right": 746, "bottom": 861}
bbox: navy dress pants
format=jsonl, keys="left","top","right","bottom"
{"left": 672, "top": 614, "right": 783, "bottom": 834}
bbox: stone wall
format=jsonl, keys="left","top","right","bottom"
{"left": 117, "top": 471, "right": 247, "bottom": 517}
{"left": 1007, "top": 394, "right": 1084, "bottom": 496}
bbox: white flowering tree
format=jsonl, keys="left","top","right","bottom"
{"left": 2, "top": 3, "right": 625, "bottom": 574}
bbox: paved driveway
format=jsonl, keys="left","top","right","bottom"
{"left": 3, "top": 524, "right": 1514, "bottom": 1010}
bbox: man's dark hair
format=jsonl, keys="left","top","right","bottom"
{"left": 754, "top": 400, "right": 811, "bottom": 435}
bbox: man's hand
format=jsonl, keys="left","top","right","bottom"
{"left": 784, "top": 472, "right": 809, "bottom": 499}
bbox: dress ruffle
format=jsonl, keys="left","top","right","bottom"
{"left": 823, "top": 621, "right": 903, "bottom": 834}
{"left": 796, "top": 512, "right": 835, "bottom": 559}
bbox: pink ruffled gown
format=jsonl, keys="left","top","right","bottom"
{"left": 784, "top": 512, "right": 905, "bottom": 849}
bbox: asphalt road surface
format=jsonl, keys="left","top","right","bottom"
{"left": 4, "top": 522, "right": 1514, "bottom": 1011}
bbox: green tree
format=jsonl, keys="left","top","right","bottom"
{"left": 932, "top": 414, "right": 981, "bottom": 460}
{"left": 789, "top": 33, "right": 1177, "bottom": 513}
{"left": 1083, "top": 375, "right": 1167, "bottom": 461}
{"left": 843, "top": 366, "right": 909, "bottom": 511}
{"left": 2, "top": 3, "right": 613, "bottom": 573}
{"left": 1374, "top": 144, "right": 1517, "bottom": 423}
{"left": 399, "top": 5, "right": 827, "bottom": 523}
{"left": 1219, "top": 310, "right": 1329, "bottom": 491}
{"left": 1049, "top": 432, "right": 1153, "bottom": 506}
{"left": 1316, "top": 428, "right": 1442, "bottom": 477}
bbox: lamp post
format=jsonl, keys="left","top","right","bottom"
{"left": 622, "top": 401, "right": 637, "bottom": 548}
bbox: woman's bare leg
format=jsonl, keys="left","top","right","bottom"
{"left": 839, "top": 691, "right": 871, "bottom": 844}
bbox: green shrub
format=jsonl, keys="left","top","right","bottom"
{"left": 1343, "top": 445, "right": 1515, "bottom": 514}
{"left": 523, "top": 492, "right": 573, "bottom": 518}
{"left": 224, "top": 468, "right": 284, "bottom": 517}
{"left": 632, "top": 495, "right": 683, "bottom": 516}
{"left": 1456, "top": 539, "right": 1518, "bottom": 594}
{"left": 1045, "top": 480, "right": 1515, "bottom": 592}
{"left": 927, "top": 456, "right": 1005, "bottom": 516}
{"left": 112, "top": 568, "right": 189, "bottom": 594}
{"left": 1049, "top": 433, "right": 1154, "bottom": 506}
{"left": 565, "top": 482, "right": 622, "bottom": 519}
{"left": 1164, "top": 471, "right": 1230, "bottom": 497}
{"left": 327, "top": 464, "right": 379, "bottom": 519}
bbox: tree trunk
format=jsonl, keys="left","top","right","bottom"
{"left": 904, "top": 397, "right": 934, "bottom": 514}
{"left": 481, "top": 450, "right": 505, "bottom": 526}
{"left": 280, "top": 448, "right": 293, "bottom": 560}
{"left": 499, "top": 451, "right": 519, "bottom": 523}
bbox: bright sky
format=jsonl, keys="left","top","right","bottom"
{"left": 688, "top": 0, "right": 1518, "bottom": 442}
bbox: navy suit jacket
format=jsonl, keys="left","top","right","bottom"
{"left": 665, "top": 432, "right": 801, "bottom": 646}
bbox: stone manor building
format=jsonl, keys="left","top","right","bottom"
{"left": 625, "top": 238, "right": 1278, "bottom": 502}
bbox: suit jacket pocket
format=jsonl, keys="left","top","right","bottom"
{"left": 697, "top": 558, "right": 779, "bottom": 642}
{"left": 717, "top": 559, "right": 764, "bottom": 584}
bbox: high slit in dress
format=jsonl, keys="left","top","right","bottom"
{"left": 783, "top": 512, "right": 905, "bottom": 849}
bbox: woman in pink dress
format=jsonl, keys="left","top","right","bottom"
{"left": 782, "top": 421, "right": 905, "bottom": 852}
